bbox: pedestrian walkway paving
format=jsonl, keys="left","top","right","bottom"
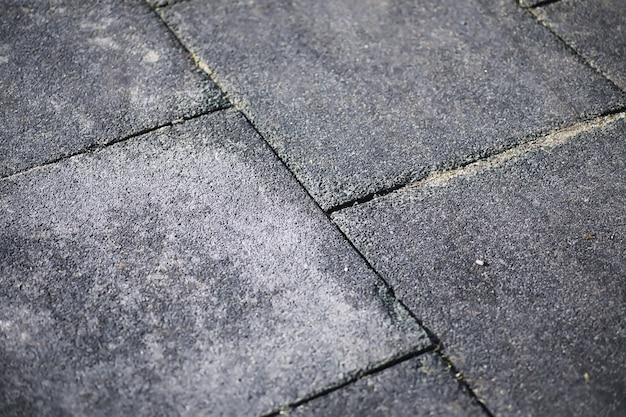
{"left": 1, "top": 0, "right": 624, "bottom": 416}
{"left": 332, "top": 114, "right": 626, "bottom": 416}
{"left": 0, "top": 111, "right": 430, "bottom": 416}
{"left": 531, "top": 0, "right": 626, "bottom": 91}
{"left": 0, "top": 0, "right": 227, "bottom": 177}
{"left": 158, "top": 0, "right": 624, "bottom": 210}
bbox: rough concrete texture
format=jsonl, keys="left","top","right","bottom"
{"left": 0, "top": 111, "right": 430, "bottom": 417}
{"left": 290, "top": 352, "right": 487, "bottom": 417}
{"left": 532, "top": 0, "right": 626, "bottom": 92}
{"left": 332, "top": 116, "right": 626, "bottom": 417}
{"left": 0, "top": 0, "right": 228, "bottom": 178}
{"left": 159, "top": 0, "right": 625, "bottom": 210}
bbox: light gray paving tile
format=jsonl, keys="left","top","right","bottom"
{"left": 0, "top": 110, "right": 429, "bottom": 417}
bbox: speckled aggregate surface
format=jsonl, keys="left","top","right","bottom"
{"left": 2, "top": 0, "right": 625, "bottom": 415}
{"left": 159, "top": 0, "right": 625, "bottom": 210}
{"left": 0, "top": 111, "right": 429, "bottom": 417}
{"left": 290, "top": 353, "right": 486, "bottom": 417}
{"left": 532, "top": 0, "right": 626, "bottom": 91}
{"left": 332, "top": 116, "right": 626, "bottom": 417}
{"left": 0, "top": 0, "right": 227, "bottom": 178}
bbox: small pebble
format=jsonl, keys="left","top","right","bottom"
{"left": 475, "top": 259, "right": 485, "bottom": 266}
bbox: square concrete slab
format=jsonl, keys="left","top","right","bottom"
{"left": 0, "top": 0, "right": 228, "bottom": 178}
{"left": 159, "top": 0, "right": 625, "bottom": 210}
{"left": 289, "top": 353, "right": 487, "bottom": 417}
{"left": 532, "top": 0, "right": 626, "bottom": 92}
{"left": 331, "top": 115, "right": 626, "bottom": 416}
{"left": 0, "top": 111, "right": 429, "bottom": 416}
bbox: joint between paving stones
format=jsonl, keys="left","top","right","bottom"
{"left": 0, "top": 109, "right": 228, "bottom": 182}
{"left": 327, "top": 109, "right": 626, "bottom": 214}
{"left": 261, "top": 345, "right": 438, "bottom": 417}
{"left": 147, "top": 8, "right": 466, "bottom": 411}
{"left": 146, "top": 0, "right": 441, "bottom": 344}
{"left": 146, "top": 5, "right": 619, "bottom": 416}
{"left": 527, "top": 6, "right": 626, "bottom": 95}
{"left": 232, "top": 102, "right": 443, "bottom": 351}
{"left": 148, "top": 1, "right": 236, "bottom": 107}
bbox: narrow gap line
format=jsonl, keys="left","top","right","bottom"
{"left": 526, "top": 6, "right": 626, "bottom": 95}
{"left": 149, "top": 2, "right": 236, "bottom": 107}
{"left": 260, "top": 345, "right": 437, "bottom": 417}
{"left": 148, "top": 4, "right": 506, "bottom": 417}
{"left": 327, "top": 107, "right": 626, "bottom": 214}
{"left": 524, "top": 0, "right": 562, "bottom": 9}
{"left": 434, "top": 349, "right": 497, "bottom": 417}
{"left": 148, "top": 4, "right": 461, "bottom": 413}
{"left": 0, "top": 109, "right": 228, "bottom": 182}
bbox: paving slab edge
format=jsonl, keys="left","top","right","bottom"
{"left": 527, "top": 5, "right": 626, "bottom": 95}
{"left": 329, "top": 110, "right": 626, "bottom": 214}
{"left": 146, "top": 4, "right": 618, "bottom": 415}
{"left": 261, "top": 345, "right": 437, "bottom": 417}
{"left": 0, "top": 108, "right": 229, "bottom": 182}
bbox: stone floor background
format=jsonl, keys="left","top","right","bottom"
{"left": 1, "top": 0, "right": 624, "bottom": 416}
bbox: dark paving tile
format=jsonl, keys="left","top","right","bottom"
{"left": 0, "top": 0, "right": 227, "bottom": 178}
{"left": 290, "top": 353, "right": 487, "bottom": 417}
{"left": 160, "top": 0, "right": 625, "bottom": 210}
{"left": 532, "top": 0, "right": 626, "bottom": 92}
{"left": 0, "top": 111, "right": 429, "bottom": 417}
{"left": 331, "top": 115, "right": 626, "bottom": 416}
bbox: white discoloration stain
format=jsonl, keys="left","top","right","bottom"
{"left": 0, "top": 56, "right": 8, "bottom": 64}
{"left": 143, "top": 50, "right": 159, "bottom": 63}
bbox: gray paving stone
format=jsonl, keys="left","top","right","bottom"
{"left": 331, "top": 116, "right": 626, "bottom": 416}
{"left": 290, "top": 353, "right": 487, "bottom": 417}
{"left": 532, "top": 0, "right": 626, "bottom": 92}
{"left": 0, "top": 110, "right": 429, "bottom": 417}
{"left": 159, "top": 0, "right": 625, "bottom": 210}
{"left": 0, "top": 0, "right": 228, "bottom": 178}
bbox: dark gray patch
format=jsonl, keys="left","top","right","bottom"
{"left": 160, "top": 0, "right": 625, "bottom": 209}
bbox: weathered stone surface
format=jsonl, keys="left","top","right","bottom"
{"left": 146, "top": 0, "right": 181, "bottom": 8}
{"left": 533, "top": 0, "right": 626, "bottom": 92}
{"left": 0, "top": 111, "right": 429, "bottom": 417}
{"left": 331, "top": 116, "right": 626, "bottom": 416}
{"left": 160, "top": 0, "right": 625, "bottom": 210}
{"left": 0, "top": 0, "right": 227, "bottom": 178}
{"left": 291, "top": 353, "right": 487, "bottom": 417}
